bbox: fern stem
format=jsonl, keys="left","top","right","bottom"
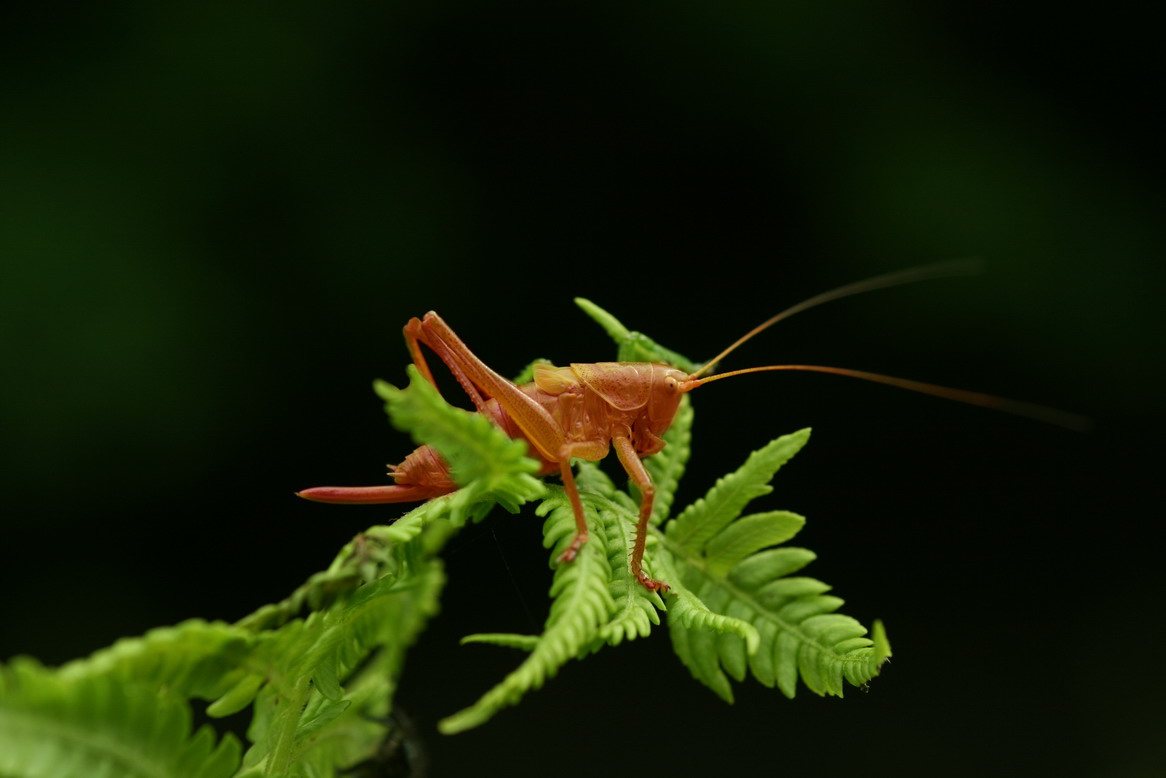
{"left": 266, "top": 675, "right": 313, "bottom": 774}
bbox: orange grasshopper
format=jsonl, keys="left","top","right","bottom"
{"left": 298, "top": 262, "right": 1087, "bottom": 591}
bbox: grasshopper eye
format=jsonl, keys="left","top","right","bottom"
{"left": 665, "top": 376, "right": 679, "bottom": 392}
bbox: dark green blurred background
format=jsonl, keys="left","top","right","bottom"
{"left": 2, "top": 3, "right": 1162, "bottom": 776}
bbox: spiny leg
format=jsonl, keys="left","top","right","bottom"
{"left": 554, "top": 439, "right": 610, "bottom": 564}
{"left": 555, "top": 458, "right": 589, "bottom": 563}
{"left": 613, "top": 434, "right": 667, "bottom": 592}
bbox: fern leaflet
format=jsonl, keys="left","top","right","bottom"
{"left": 658, "top": 429, "right": 891, "bottom": 702}
{"left": 0, "top": 655, "right": 241, "bottom": 778}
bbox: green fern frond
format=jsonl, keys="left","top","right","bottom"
{"left": 239, "top": 537, "right": 445, "bottom": 775}
{"left": 590, "top": 494, "right": 666, "bottom": 646}
{"left": 657, "top": 430, "right": 891, "bottom": 702}
{"left": 459, "top": 634, "right": 540, "bottom": 650}
{"left": 666, "top": 429, "right": 810, "bottom": 552}
{"left": 56, "top": 619, "right": 256, "bottom": 704}
{"left": 0, "top": 656, "right": 241, "bottom": 778}
{"left": 234, "top": 509, "right": 449, "bottom": 633}
{"left": 438, "top": 488, "right": 617, "bottom": 734}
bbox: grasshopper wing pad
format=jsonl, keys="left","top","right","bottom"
{"left": 570, "top": 363, "right": 652, "bottom": 411}
{"left": 533, "top": 364, "right": 578, "bottom": 396}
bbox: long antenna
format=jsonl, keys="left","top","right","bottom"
{"left": 689, "top": 259, "right": 983, "bottom": 379}
{"left": 684, "top": 364, "right": 1093, "bottom": 431}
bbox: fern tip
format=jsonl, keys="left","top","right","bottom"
{"left": 574, "top": 297, "right": 630, "bottom": 340}
{"left": 460, "top": 633, "right": 539, "bottom": 650}
{"left": 372, "top": 378, "right": 399, "bottom": 401}
{"left": 871, "top": 619, "right": 892, "bottom": 662}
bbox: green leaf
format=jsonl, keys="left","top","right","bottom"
{"left": 588, "top": 493, "right": 666, "bottom": 647}
{"left": 460, "top": 634, "right": 540, "bottom": 650}
{"left": 240, "top": 548, "right": 445, "bottom": 775}
{"left": 654, "top": 551, "right": 760, "bottom": 703}
{"left": 666, "top": 429, "right": 810, "bottom": 551}
{"left": 658, "top": 430, "right": 890, "bottom": 701}
{"left": 205, "top": 673, "right": 263, "bottom": 718}
{"left": 703, "top": 510, "right": 805, "bottom": 576}
{"left": 0, "top": 657, "right": 241, "bottom": 778}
